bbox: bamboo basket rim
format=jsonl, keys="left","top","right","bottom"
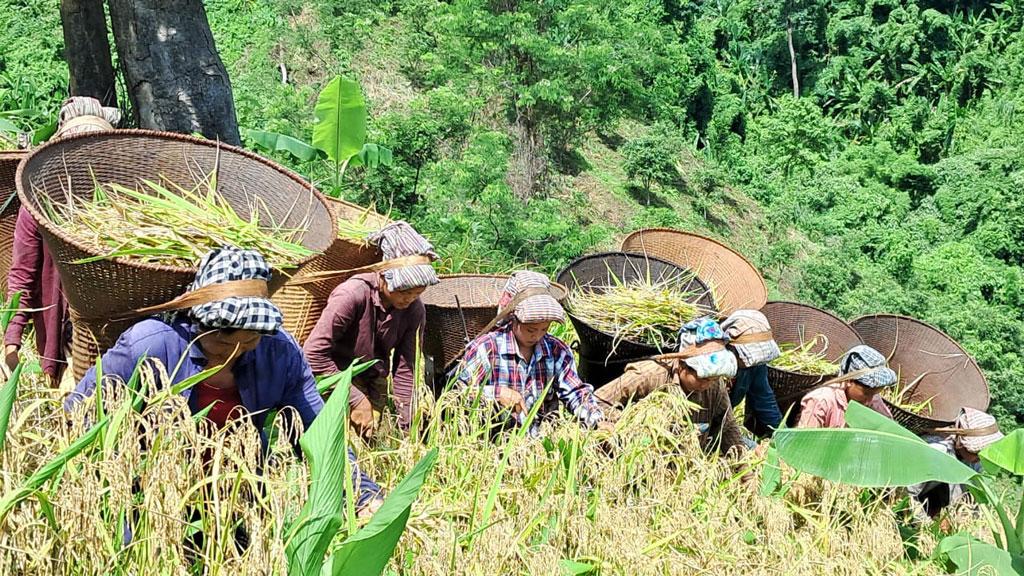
{"left": 851, "top": 312, "right": 990, "bottom": 410}
{"left": 15, "top": 129, "right": 330, "bottom": 275}
{"left": 620, "top": 227, "right": 767, "bottom": 312}
{"left": 421, "top": 273, "right": 568, "bottom": 309}
{"left": 764, "top": 300, "right": 862, "bottom": 378}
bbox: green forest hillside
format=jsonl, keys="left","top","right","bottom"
{"left": 3, "top": 0, "right": 1024, "bottom": 425}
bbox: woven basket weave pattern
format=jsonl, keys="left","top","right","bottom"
{"left": 852, "top": 314, "right": 990, "bottom": 432}
{"left": 0, "top": 151, "right": 25, "bottom": 298}
{"left": 761, "top": 301, "right": 863, "bottom": 408}
{"left": 271, "top": 197, "right": 388, "bottom": 344}
{"left": 621, "top": 228, "right": 767, "bottom": 316}
{"left": 16, "top": 131, "right": 334, "bottom": 378}
{"left": 556, "top": 252, "right": 717, "bottom": 363}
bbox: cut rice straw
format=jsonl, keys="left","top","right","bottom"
{"left": 770, "top": 333, "right": 839, "bottom": 375}
{"left": 568, "top": 272, "right": 709, "bottom": 353}
{"left": 38, "top": 168, "right": 314, "bottom": 268}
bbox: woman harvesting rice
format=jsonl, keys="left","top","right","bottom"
{"left": 454, "top": 271, "right": 611, "bottom": 437}
{"left": 722, "top": 310, "right": 783, "bottom": 437}
{"left": 909, "top": 407, "right": 1003, "bottom": 520}
{"left": 596, "top": 318, "right": 748, "bottom": 456}
{"left": 4, "top": 97, "right": 121, "bottom": 385}
{"left": 797, "top": 345, "right": 897, "bottom": 428}
{"left": 303, "top": 221, "right": 437, "bottom": 437}
{"left": 64, "top": 247, "right": 384, "bottom": 515}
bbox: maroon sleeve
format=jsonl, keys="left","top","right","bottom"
{"left": 302, "top": 279, "right": 364, "bottom": 374}
{"left": 391, "top": 299, "right": 425, "bottom": 429}
{"left": 4, "top": 208, "right": 42, "bottom": 347}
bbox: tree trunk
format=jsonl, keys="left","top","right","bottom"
{"left": 787, "top": 16, "right": 800, "bottom": 98}
{"left": 60, "top": 0, "right": 118, "bottom": 108}
{"left": 107, "top": 0, "right": 240, "bottom": 144}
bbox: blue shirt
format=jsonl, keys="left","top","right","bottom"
{"left": 64, "top": 317, "right": 382, "bottom": 507}
{"left": 65, "top": 318, "right": 323, "bottom": 432}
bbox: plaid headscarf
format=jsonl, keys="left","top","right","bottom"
{"left": 189, "top": 247, "right": 282, "bottom": 334}
{"left": 677, "top": 317, "right": 737, "bottom": 379}
{"left": 721, "top": 309, "right": 780, "bottom": 367}
{"left": 499, "top": 271, "right": 565, "bottom": 324}
{"left": 368, "top": 221, "right": 439, "bottom": 292}
{"left": 955, "top": 407, "right": 1004, "bottom": 454}
{"left": 839, "top": 345, "right": 897, "bottom": 389}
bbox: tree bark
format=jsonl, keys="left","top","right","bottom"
{"left": 107, "top": 0, "right": 240, "bottom": 144}
{"left": 787, "top": 16, "right": 800, "bottom": 98}
{"left": 60, "top": 0, "right": 118, "bottom": 108}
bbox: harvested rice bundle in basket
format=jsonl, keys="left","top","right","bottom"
{"left": 567, "top": 277, "right": 710, "bottom": 353}
{"left": 39, "top": 171, "right": 314, "bottom": 268}
{"left": 880, "top": 370, "right": 937, "bottom": 415}
{"left": 769, "top": 335, "right": 840, "bottom": 376}
{"left": 335, "top": 204, "right": 386, "bottom": 245}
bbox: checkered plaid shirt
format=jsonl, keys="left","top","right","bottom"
{"left": 455, "top": 325, "right": 603, "bottom": 434}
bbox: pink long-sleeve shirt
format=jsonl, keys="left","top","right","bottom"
{"left": 302, "top": 272, "right": 424, "bottom": 429}
{"left": 4, "top": 207, "right": 68, "bottom": 379}
{"left": 797, "top": 383, "right": 894, "bottom": 429}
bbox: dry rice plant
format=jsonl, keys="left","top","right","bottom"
{"left": 0, "top": 357, "right": 977, "bottom": 575}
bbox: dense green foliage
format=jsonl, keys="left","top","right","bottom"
{"left": 3, "top": 0, "right": 1024, "bottom": 426}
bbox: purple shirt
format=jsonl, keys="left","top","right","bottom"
{"left": 303, "top": 272, "right": 424, "bottom": 428}
{"left": 4, "top": 207, "right": 68, "bottom": 378}
{"left": 65, "top": 318, "right": 322, "bottom": 432}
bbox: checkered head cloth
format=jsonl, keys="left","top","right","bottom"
{"left": 955, "top": 407, "right": 1004, "bottom": 453}
{"left": 498, "top": 271, "right": 565, "bottom": 324}
{"left": 368, "top": 221, "right": 439, "bottom": 292}
{"left": 721, "top": 309, "right": 780, "bottom": 367}
{"left": 839, "top": 345, "right": 897, "bottom": 388}
{"left": 189, "top": 247, "right": 283, "bottom": 334}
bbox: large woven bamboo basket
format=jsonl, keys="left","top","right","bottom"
{"left": 271, "top": 197, "right": 389, "bottom": 344}
{"left": 16, "top": 130, "right": 335, "bottom": 379}
{"left": 0, "top": 151, "right": 26, "bottom": 298}
{"left": 556, "top": 252, "right": 717, "bottom": 375}
{"left": 420, "top": 274, "right": 569, "bottom": 379}
{"left": 621, "top": 228, "right": 767, "bottom": 316}
{"left": 852, "top": 314, "right": 990, "bottom": 433}
{"left": 762, "top": 301, "right": 863, "bottom": 416}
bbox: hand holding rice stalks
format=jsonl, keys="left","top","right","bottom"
{"left": 39, "top": 171, "right": 314, "bottom": 268}
{"left": 770, "top": 334, "right": 840, "bottom": 375}
{"left": 567, "top": 278, "right": 708, "bottom": 351}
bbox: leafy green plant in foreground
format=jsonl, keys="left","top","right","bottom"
{"left": 765, "top": 401, "right": 1024, "bottom": 575}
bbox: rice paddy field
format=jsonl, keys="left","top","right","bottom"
{"left": 0, "top": 343, "right": 979, "bottom": 576}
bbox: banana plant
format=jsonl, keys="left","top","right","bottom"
{"left": 244, "top": 76, "right": 393, "bottom": 190}
{"left": 765, "top": 401, "right": 1024, "bottom": 575}
{"left": 286, "top": 360, "right": 438, "bottom": 576}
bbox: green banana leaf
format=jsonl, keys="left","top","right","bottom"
{"left": 348, "top": 143, "right": 393, "bottom": 170}
{"left": 0, "top": 362, "right": 22, "bottom": 451}
{"left": 244, "top": 128, "right": 320, "bottom": 162}
{"left": 1, "top": 291, "right": 22, "bottom": 331}
{"left": 937, "top": 533, "right": 1024, "bottom": 575}
{"left": 322, "top": 448, "right": 439, "bottom": 576}
{"left": 844, "top": 399, "right": 926, "bottom": 442}
{"left": 312, "top": 77, "right": 367, "bottom": 165}
{"left": 981, "top": 430, "right": 1024, "bottom": 477}
{"left": 772, "top": 403, "right": 977, "bottom": 487}
{"left": 286, "top": 364, "right": 355, "bottom": 576}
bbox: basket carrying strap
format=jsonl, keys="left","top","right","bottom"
{"left": 728, "top": 331, "right": 774, "bottom": 345}
{"left": 284, "top": 254, "right": 433, "bottom": 287}
{"left": 771, "top": 367, "right": 880, "bottom": 406}
{"left": 442, "top": 286, "right": 563, "bottom": 374}
{"left": 474, "top": 287, "right": 558, "bottom": 338}
{"left": 927, "top": 423, "right": 1000, "bottom": 437}
{"left": 83, "top": 279, "right": 270, "bottom": 323}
